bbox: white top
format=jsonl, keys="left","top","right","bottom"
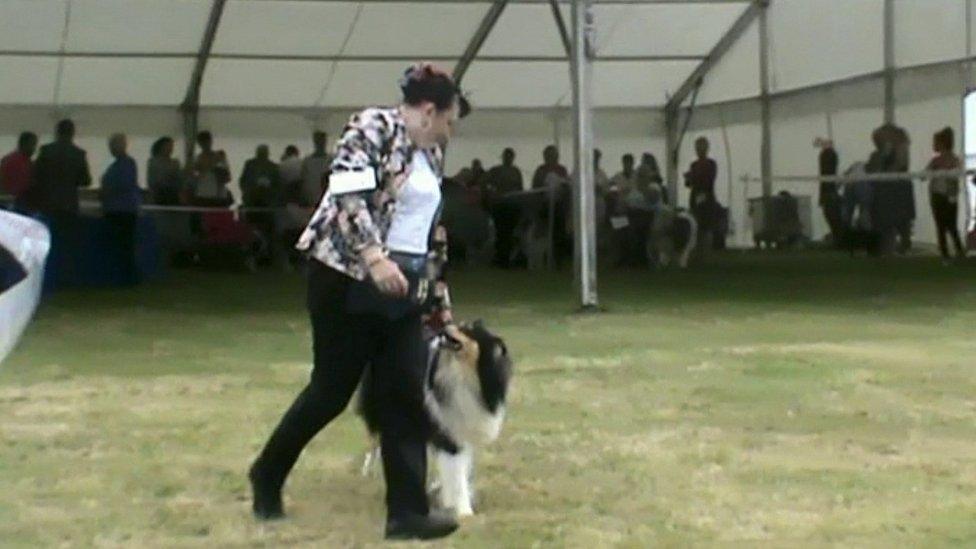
{"left": 386, "top": 151, "right": 441, "bottom": 254}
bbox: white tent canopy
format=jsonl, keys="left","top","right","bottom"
{"left": 1, "top": 0, "right": 974, "bottom": 255}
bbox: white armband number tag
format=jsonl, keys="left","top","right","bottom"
{"left": 329, "top": 168, "right": 377, "bottom": 195}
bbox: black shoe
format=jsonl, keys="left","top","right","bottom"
{"left": 385, "top": 511, "right": 459, "bottom": 541}
{"left": 248, "top": 463, "right": 284, "bottom": 521}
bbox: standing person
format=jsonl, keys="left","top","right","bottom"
{"left": 147, "top": 136, "right": 183, "bottom": 206}
{"left": 637, "top": 152, "right": 665, "bottom": 204}
{"left": 240, "top": 145, "right": 282, "bottom": 266}
{"left": 926, "top": 127, "right": 965, "bottom": 263}
{"left": 868, "top": 123, "right": 915, "bottom": 254}
{"left": 487, "top": 148, "right": 523, "bottom": 268}
{"left": 100, "top": 134, "right": 141, "bottom": 285}
{"left": 685, "top": 137, "right": 717, "bottom": 211}
{"left": 815, "top": 138, "right": 843, "bottom": 246}
{"left": 249, "top": 63, "right": 469, "bottom": 541}
{"left": 279, "top": 145, "right": 303, "bottom": 201}
{"left": 0, "top": 131, "right": 38, "bottom": 212}
{"left": 190, "top": 131, "right": 231, "bottom": 206}
{"left": 531, "top": 145, "right": 568, "bottom": 189}
{"left": 300, "top": 131, "right": 330, "bottom": 207}
{"left": 610, "top": 154, "right": 638, "bottom": 195}
{"left": 593, "top": 148, "right": 611, "bottom": 194}
{"left": 32, "top": 119, "right": 92, "bottom": 284}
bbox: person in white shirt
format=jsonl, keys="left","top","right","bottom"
{"left": 610, "top": 153, "right": 638, "bottom": 195}
{"left": 278, "top": 145, "right": 303, "bottom": 197}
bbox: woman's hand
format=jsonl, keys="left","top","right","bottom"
{"left": 368, "top": 257, "right": 409, "bottom": 297}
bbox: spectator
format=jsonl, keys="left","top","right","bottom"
{"left": 279, "top": 145, "right": 302, "bottom": 200}
{"left": 685, "top": 137, "right": 721, "bottom": 251}
{"left": 531, "top": 145, "right": 568, "bottom": 189}
{"left": 32, "top": 119, "right": 92, "bottom": 284}
{"left": 636, "top": 152, "right": 665, "bottom": 203}
{"left": 815, "top": 138, "right": 842, "bottom": 246}
{"left": 241, "top": 145, "right": 282, "bottom": 266}
{"left": 867, "top": 123, "right": 914, "bottom": 254}
{"left": 611, "top": 154, "right": 638, "bottom": 195}
{"left": 191, "top": 131, "right": 231, "bottom": 206}
{"left": 685, "top": 137, "right": 716, "bottom": 210}
{"left": 300, "top": 131, "right": 330, "bottom": 206}
{"left": 100, "top": 133, "right": 140, "bottom": 285}
{"left": 487, "top": 148, "right": 524, "bottom": 268}
{"left": 147, "top": 136, "right": 183, "bottom": 206}
{"left": 0, "top": 131, "right": 38, "bottom": 211}
{"left": 31, "top": 119, "right": 92, "bottom": 215}
{"left": 487, "top": 148, "right": 524, "bottom": 196}
{"left": 593, "top": 148, "right": 610, "bottom": 194}
{"left": 241, "top": 145, "right": 281, "bottom": 207}
{"left": 471, "top": 158, "right": 486, "bottom": 185}
{"left": 926, "top": 127, "right": 965, "bottom": 263}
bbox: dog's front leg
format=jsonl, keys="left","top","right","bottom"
{"left": 437, "top": 446, "right": 474, "bottom": 517}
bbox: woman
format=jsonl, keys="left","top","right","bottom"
{"left": 926, "top": 127, "right": 965, "bottom": 263}
{"left": 100, "top": 133, "right": 140, "bottom": 285}
{"left": 147, "top": 137, "right": 182, "bottom": 206}
{"left": 249, "top": 63, "right": 469, "bottom": 541}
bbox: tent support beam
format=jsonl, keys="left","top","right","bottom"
{"left": 883, "top": 0, "right": 895, "bottom": 123}
{"left": 664, "top": 0, "right": 766, "bottom": 196}
{"left": 664, "top": 107, "right": 679, "bottom": 205}
{"left": 453, "top": 1, "right": 509, "bottom": 84}
{"left": 549, "top": 0, "right": 572, "bottom": 54}
{"left": 0, "top": 51, "right": 704, "bottom": 63}
{"left": 570, "top": 0, "right": 597, "bottom": 310}
{"left": 759, "top": 0, "right": 771, "bottom": 197}
{"left": 181, "top": 0, "right": 226, "bottom": 165}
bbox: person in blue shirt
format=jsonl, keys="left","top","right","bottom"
{"left": 100, "top": 133, "right": 140, "bottom": 285}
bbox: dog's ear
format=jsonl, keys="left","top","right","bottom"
{"left": 473, "top": 319, "right": 485, "bottom": 330}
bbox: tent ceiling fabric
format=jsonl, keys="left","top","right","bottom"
{"left": 0, "top": 0, "right": 972, "bottom": 109}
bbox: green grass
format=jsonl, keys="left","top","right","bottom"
{"left": 3, "top": 252, "right": 976, "bottom": 547}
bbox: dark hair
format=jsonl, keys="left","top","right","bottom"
{"left": 503, "top": 147, "right": 515, "bottom": 158}
{"left": 18, "top": 131, "right": 37, "bottom": 149}
{"left": 151, "top": 136, "right": 173, "bottom": 157}
{"left": 400, "top": 63, "right": 470, "bottom": 118}
{"left": 623, "top": 154, "right": 635, "bottom": 164}
{"left": 56, "top": 119, "right": 75, "bottom": 139}
{"left": 934, "top": 127, "right": 954, "bottom": 152}
{"left": 197, "top": 131, "right": 212, "bottom": 144}
{"left": 641, "top": 152, "right": 659, "bottom": 171}
{"left": 285, "top": 145, "right": 299, "bottom": 157}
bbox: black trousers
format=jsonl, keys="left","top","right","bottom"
{"left": 491, "top": 201, "right": 519, "bottom": 268}
{"left": 821, "top": 194, "right": 844, "bottom": 246}
{"left": 931, "top": 193, "right": 964, "bottom": 259}
{"left": 105, "top": 212, "right": 138, "bottom": 285}
{"left": 252, "top": 261, "right": 433, "bottom": 519}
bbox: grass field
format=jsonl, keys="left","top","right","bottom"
{"left": 3, "top": 252, "right": 976, "bottom": 547}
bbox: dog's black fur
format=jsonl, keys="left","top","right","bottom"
{"left": 358, "top": 321, "right": 511, "bottom": 453}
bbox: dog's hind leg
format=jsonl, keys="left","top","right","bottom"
{"left": 437, "top": 446, "right": 474, "bottom": 517}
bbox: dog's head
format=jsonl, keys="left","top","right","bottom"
{"left": 440, "top": 320, "right": 512, "bottom": 413}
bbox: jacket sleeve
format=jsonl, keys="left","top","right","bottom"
{"left": 326, "top": 110, "right": 391, "bottom": 256}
